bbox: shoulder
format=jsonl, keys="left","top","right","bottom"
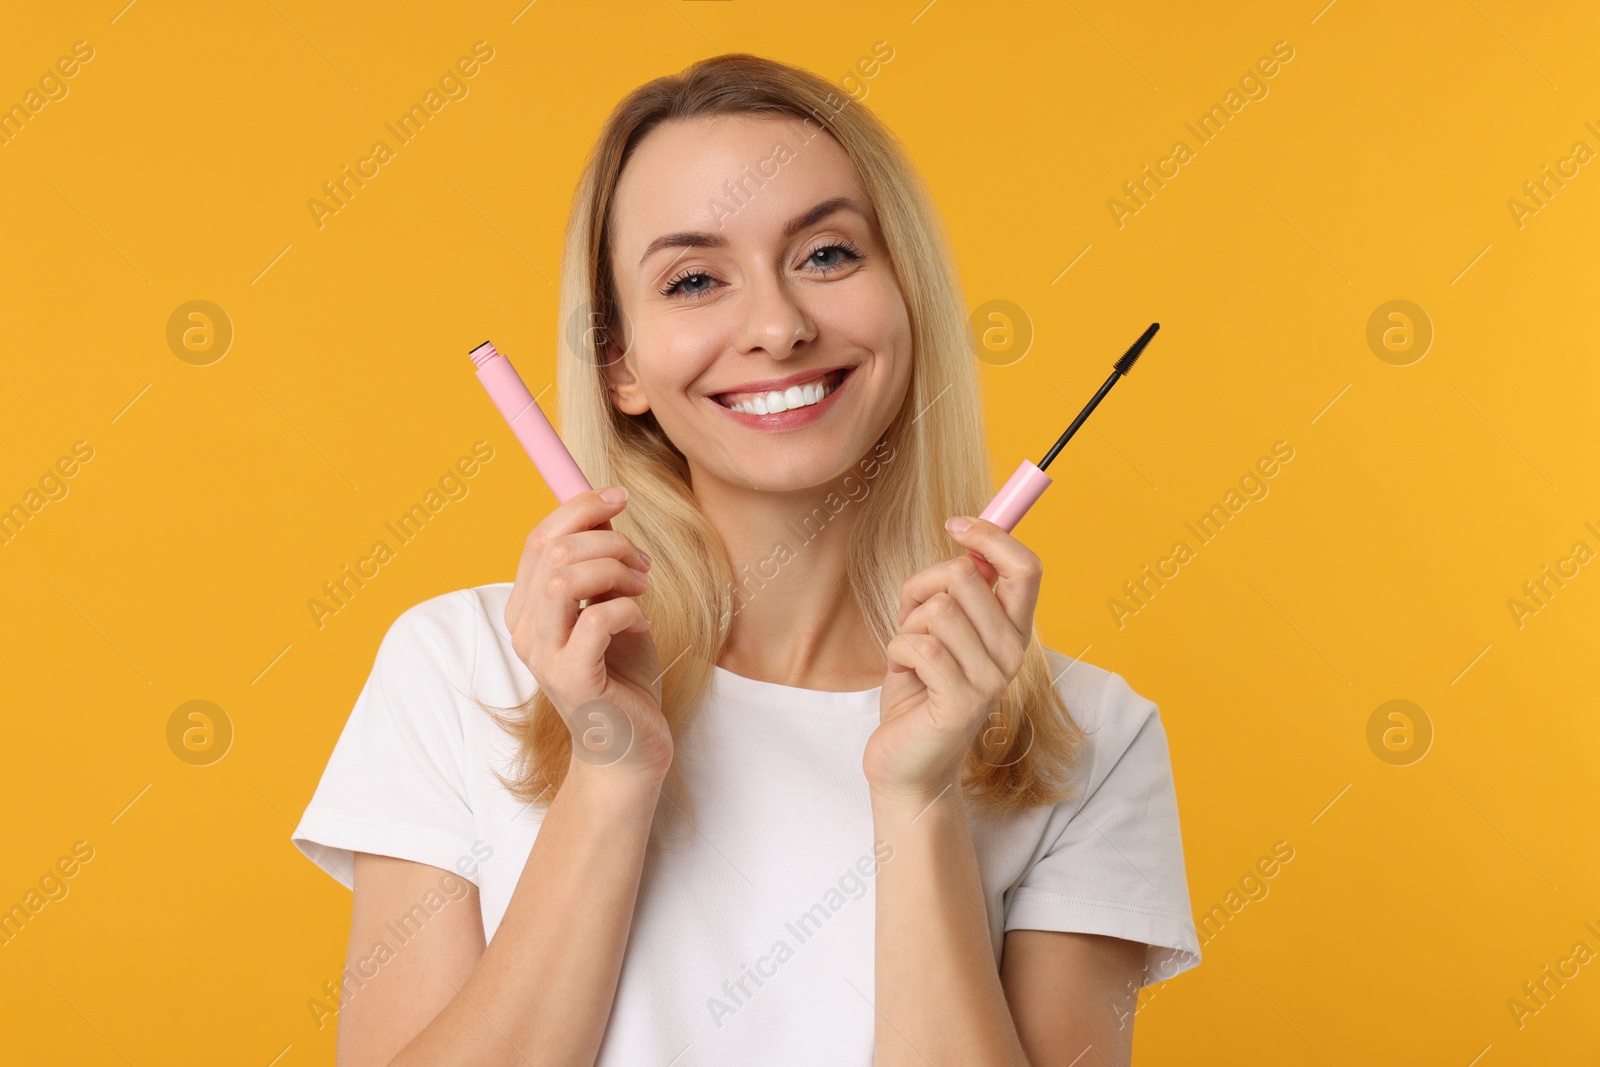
{"left": 387, "top": 583, "right": 487, "bottom": 640}
{"left": 1036, "top": 645, "right": 1168, "bottom": 796}
{"left": 392, "top": 582, "right": 536, "bottom": 705}
{"left": 1001, "top": 650, "right": 1201, "bottom": 986}
{"left": 380, "top": 583, "right": 511, "bottom": 666}
{"left": 1037, "top": 645, "right": 1161, "bottom": 737}
{"left": 365, "top": 583, "right": 530, "bottom": 713}
{"left": 291, "top": 585, "right": 516, "bottom": 891}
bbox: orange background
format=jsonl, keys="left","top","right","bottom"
{"left": 1, "top": 1, "right": 1596, "bottom": 1063}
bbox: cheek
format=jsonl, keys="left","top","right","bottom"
{"left": 831, "top": 276, "right": 911, "bottom": 354}
{"left": 639, "top": 320, "right": 721, "bottom": 401}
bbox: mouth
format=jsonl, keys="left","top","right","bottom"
{"left": 710, "top": 367, "right": 854, "bottom": 415}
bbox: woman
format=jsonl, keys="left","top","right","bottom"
{"left": 293, "top": 52, "right": 1200, "bottom": 1066}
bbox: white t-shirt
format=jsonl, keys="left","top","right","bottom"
{"left": 292, "top": 583, "right": 1201, "bottom": 1064}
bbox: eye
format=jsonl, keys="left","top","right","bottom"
{"left": 803, "top": 239, "right": 865, "bottom": 275}
{"left": 657, "top": 239, "right": 867, "bottom": 301}
{"left": 659, "top": 269, "right": 720, "bottom": 300}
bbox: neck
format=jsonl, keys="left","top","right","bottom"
{"left": 692, "top": 465, "right": 885, "bottom": 692}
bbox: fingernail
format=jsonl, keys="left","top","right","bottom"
{"left": 635, "top": 550, "right": 652, "bottom": 570}
{"left": 628, "top": 567, "right": 649, "bottom": 583}
{"left": 946, "top": 516, "right": 972, "bottom": 535}
{"left": 601, "top": 486, "right": 628, "bottom": 504}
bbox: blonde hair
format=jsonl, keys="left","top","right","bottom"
{"left": 478, "top": 53, "right": 1086, "bottom": 842}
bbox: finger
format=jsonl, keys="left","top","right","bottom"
{"left": 542, "top": 557, "right": 649, "bottom": 652}
{"left": 911, "top": 556, "right": 1026, "bottom": 681}
{"left": 900, "top": 590, "right": 1011, "bottom": 698}
{"left": 885, "top": 631, "right": 948, "bottom": 690}
{"left": 897, "top": 554, "right": 986, "bottom": 627}
{"left": 900, "top": 554, "right": 1013, "bottom": 638}
{"left": 884, "top": 633, "right": 965, "bottom": 730}
{"left": 551, "top": 485, "right": 633, "bottom": 538}
{"left": 565, "top": 533, "right": 652, "bottom": 618}
{"left": 562, "top": 596, "right": 652, "bottom": 689}
{"left": 941, "top": 516, "right": 1042, "bottom": 635}
{"left": 514, "top": 486, "right": 633, "bottom": 590}
{"left": 509, "top": 488, "right": 635, "bottom": 625}
{"left": 543, "top": 528, "right": 652, "bottom": 583}
{"left": 964, "top": 549, "right": 1000, "bottom": 586}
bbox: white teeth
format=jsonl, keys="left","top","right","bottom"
{"left": 723, "top": 375, "right": 838, "bottom": 416}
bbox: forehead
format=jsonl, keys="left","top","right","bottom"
{"left": 610, "top": 113, "right": 868, "bottom": 260}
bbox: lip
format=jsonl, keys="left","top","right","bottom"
{"left": 707, "top": 366, "right": 854, "bottom": 431}
{"left": 706, "top": 364, "right": 855, "bottom": 400}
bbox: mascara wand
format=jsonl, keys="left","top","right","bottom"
{"left": 976, "top": 321, "right": 1160, "bottom": 534}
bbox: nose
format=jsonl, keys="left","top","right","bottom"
{"left": 736, "top": 268, "right": 817, "bottom": 360}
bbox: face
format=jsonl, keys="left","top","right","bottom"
{"left": 602, "top": 113, "right": 913, "bottom": 494}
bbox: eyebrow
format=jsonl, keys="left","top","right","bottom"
{"left": 635, "top": 196, "right": 868, "bottom": 270}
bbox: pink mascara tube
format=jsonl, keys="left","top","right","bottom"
{"left": 469, "top": 340, "right": 593, "bottom": 502}
{"left": 977, "top": 322, "right": 1160, "bottom": 532}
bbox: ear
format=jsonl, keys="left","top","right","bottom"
{"left": 601, "top": 339, "right": 650, "bottom": 416}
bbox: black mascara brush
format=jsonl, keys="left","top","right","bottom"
{"left": 977, "top": 321, "right": 1159, "bottom": 532}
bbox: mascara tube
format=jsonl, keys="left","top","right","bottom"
{"left": 469, "top": 340, "right": 593, "bottom": 503}
{"left": 979, "top": 461, "right": 1052, "bottom": 532}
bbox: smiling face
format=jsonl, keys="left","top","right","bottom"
{"left": 601, "top": 112, "right": 913, "bottom": 494}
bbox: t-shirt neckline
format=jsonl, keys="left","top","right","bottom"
{"left": 712, "top": 664, "right": 883, "bottom": 706}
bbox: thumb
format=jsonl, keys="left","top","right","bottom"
{"left": 965, "top": 549, "right": 1000, "bottom": 586}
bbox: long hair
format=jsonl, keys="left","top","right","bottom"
{"left": 477, "top": 53, "right": 1086, "bottom": 844}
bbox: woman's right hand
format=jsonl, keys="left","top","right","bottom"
{"left": 505, "top": 486, "right": 673, "bottom": 786}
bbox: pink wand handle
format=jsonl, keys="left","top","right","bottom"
{"left": 470, "top": 341, "right": 593, "bottom": 503}
{"left": 979, "top": 459, "right": 1053, "bottom": 533}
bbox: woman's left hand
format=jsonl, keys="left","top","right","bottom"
{"left": 864, "top": 516, "right": 1043, "bottom": 803}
